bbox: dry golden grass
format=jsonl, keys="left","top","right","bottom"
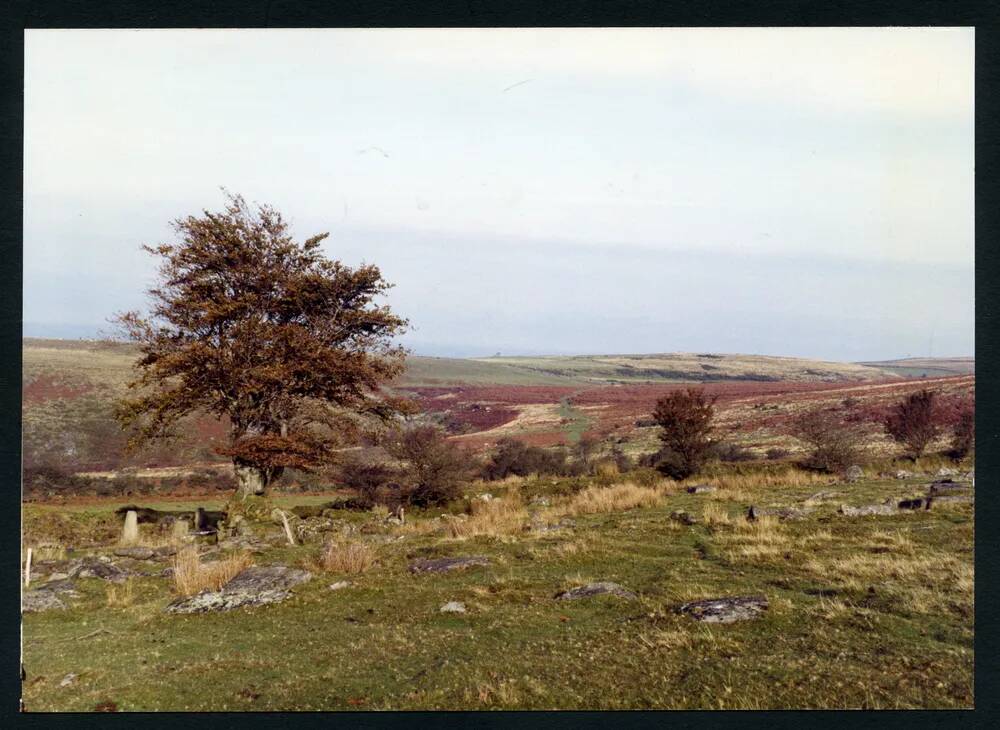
{"left": 593, "top": 460, "right": 620, "bottom": 478}
{"left": 718, "top": 516, "right": 793, "bottom": 562}
{"left": 701, "top": 502, "right": 734, "bottom": 526}
{"left": 172, "top": 547, "right": 254, "bottom": 597}
{"left": 551, "top": 482, "right": 664, "bottom": 517}
{"left": 313, "top": 540, "right": 378, "bottom": 575}
{"left": 444, "top": 492, "right": 529, "bottom": 539}
{"left": 694, "top": 468, "right": 834, "bottom": 493}
{"left": 105, "top": 578, "right": 136, "bottom": 607}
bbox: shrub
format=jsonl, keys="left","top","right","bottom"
{"left": 712, "top": 442, "right": 755, "bottom": 463}
{"left": 481, "top": 438, "right": 568, "bottom": 480}
{"left": 884, "top": 389, "right": 939, "bottom": 461}
{"left": 765, "top": 447, "right": 791, "bottom": 461}
{"left": 948, "top": 404, "right": 975, "bottom": 460}
{"left": 791, "top": 410, "right": 863, "bottom": 474}
{"left": 337, "top": 453, "right": 402, "bottom": 506}
{"left": 651, "top": 388, "right": 716, "bottom": 479}
{"left": 383, "top": 425, "right": 474, "bottom": 506}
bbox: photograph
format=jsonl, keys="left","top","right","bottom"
{"left": 20, "top": 27, "right": 974, "bottom": 711}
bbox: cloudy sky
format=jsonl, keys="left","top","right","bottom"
{"left": 24, "top": 28, "right": 974, "bottom": 360}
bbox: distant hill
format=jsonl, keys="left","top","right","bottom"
{"left": 856, "top": 357, "right": 975, "bottom": 379}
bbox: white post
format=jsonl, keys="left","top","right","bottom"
{"left": 279, "top": 511, "right": 296, "bottom": 546}
{"left": 122, "top": 510, "right": 140, "bottom": 545}
{"left": 24, "top": 547, "right": 32, "bottom": 588}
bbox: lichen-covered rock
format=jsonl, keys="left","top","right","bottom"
{"left": 22, "top": 580, "right": 81, "bottom": 613}
{"left": 838, "top": 503, "right": 897, "bottom": 517}
{"left": 113, "top": 546, "right": 155, "bottom": 560}
{"left": 408, "top": 556, "right": 490, "bottom": 574}
{"left": 895, "top": 470, "right": 913, "bottom": 479}
{"left": 928, "top": 480, "right": 972, "bottom": 495}
{"left": 670, "top": 510, "right": 697, "bottom": 525}
{"left": 555, "top": 582, "right": 637, "bottom": 601}
{"left": 936, "top": 467, "right": 959, "bottom": 478}
{"left": 165, "top": 565, "right": 312, "bottom": 614}
{"left": 747, "top": 505, "right": 812, "bottom": 521}
{"left": 439, "top": 601, "right": 467, "bottom": 613}
{"left": 66, "top": 557, "right": 135, "bottom": 583}
{"left": 686, "top": 484, "right": 716, "bottom": 494}
{"left": 844, "top": 465, "right": 864, "bottom": 482}
{"left": 678, "top": 595, "right": 768, "bottom": 623}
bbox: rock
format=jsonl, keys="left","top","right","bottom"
{"left": 67, "top": 558, "right": 134, "bottom": 583}
{"left": 838, "top": 503, "right": 897, "bottom": 517}
{"left": 804, "top": 491, "right": 841, "bottom": 503}
{"left": 686, "top": 484, "right": 716, "bottom": 494}
{"left": 22, "top": 590, "right": 67, "bottom": 613}
{"left": 121, "top": 510, "right": 140, "bottom": 544}
{"left": 897, "top": 497, "right": 930, "bottom": 511}
{"left": 152, "top": 545, "right": 178, "bottom": 558}
{"left": 928, "top": 480, "right": 971, "bottom": 495}
{"left": 929, "top": 494, "right": 974, "bottom": 505}
{"left": 166, "top": 565, "right": 313, "bottom": 614}
{"left": 476, "top": 493, "right": 494, "bottom": 502}
{"left": 529, "top": 496, "right": 551, "bottom": 507}
{"left": 160, "top": 567, "right": 175, "bottom": 578}
{"left": 678, "top": 595, "right": 769, "bottom": 623}
{"left": 670, "top": 510, "right": 697, "bottom": 526}
{"left": 844, "top": 465, "right": 864, "bottom": 482}
{"left": 59, "top": 673, "right": 77, "bottom": 688}
{"left": 113, "top": 546, "right": 155, "bottom": 560}
{"left": 747, "top": 505, "right": 811, "bottom": 521}
{"left": 47, "top": 572, "right": 70, "bottom": 582}
{"left": 895, "top": 470, "right": 913, "bottom": 479}
{"left": 329, "top": 581, "right": 350, "bottom": 591}
{"left": 439, "top": 601, "right": 467, "bottom": 613}
{"left": 964, "top": 470, "right": 974, "bottom": 481}
{"left": 555, "top": 582, "right": 637, "bottom": 601}
{"left": 936, "top": 467, "right": 959, "bottom": 477}
{"left": 172, "top": 520, "right": 191, "bottom": 539}
{"left": 408, "top": 556, "right": 490, "bottom": 574}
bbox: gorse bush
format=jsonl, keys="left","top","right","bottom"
{"left": 884, "top": 389, "right": 939, "bottom": 461}
{"left": 481, "top": 438, "right": 569, "bottom": 480}
{"left": 791, "top": 409, "right": 864, "bottom": 474}
{"left": 650, "top": 388, "right": 716, "bottom": 479}
{"left": 383, "top": 425, "right": 474, "bottom": 507}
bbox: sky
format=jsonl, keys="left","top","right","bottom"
{"left": 23, "top": 28, "right": 974, "bottom": 361}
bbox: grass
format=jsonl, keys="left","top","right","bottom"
{"left": 172, "top": 548, "right": 254, "bottom": 597}
{"left": 311, "top": 540, "right": 378, "bottom": 575}
{"left": 21, "top": 468, "right": 973, "bottom": 711}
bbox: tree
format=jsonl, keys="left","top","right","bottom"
{"left": 650, "top": 388, "right": 716, "bottom": 479}
{"left": 115, "top": 193, "right": 409, "bottom": 501}
{"left": 948, "top": 402, "right": 975, "bottom": 460}
{"left": 884, "top": 389, "right": 939, "bottom": 460}
{"left": 791, "top": 409, "right": 862, "bottom": 474}
{"left": 382, "top": 424, "right": 473, "bottom": 506}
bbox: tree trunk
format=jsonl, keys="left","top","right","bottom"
{"left": 234, "top": 462, "right": 268, "bottom": 499}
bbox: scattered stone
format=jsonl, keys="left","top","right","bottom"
{"left": 22, "top": 580, "right": 80, "bottom": 612}
{"left": 897, "top": 497, "right": 930, "bottom": 511}
{"left": 844, "top": 465, "right": 864, "bottom": 482}
{"left": 113, "top": 546, "right": 155, "bottom": 560}
{"left": 59, "top": 673, "right": 77, "bottom": 688}
{"left": 686, "top": 484, "right": 716, "bottom": 494}
{"left": 121, "top": 510, "right": 140, "bottom": 545}
{"left": 928, "top": 494, "right": 974, "bottom": 505}
{"left": 439, "top": 601, "right": 467, "bottom": 613}
{"left": 747, "top": 505, "right": 811, "bottom": 521}
{"left": 329, "top": 581, "right": 350, "bottom": 591}
{"left": 408, "top": 556, "right": 490, "bottom": 574}
{"left": 160, "top": 567, "right": 175, "bottom": 579}
{"left": 172, "top": 520, "right": 191, "bottom": 539}
{"left": 529, "top": 496, "right": 551, "bottom": 507}
{"left": 476, "top": 493, "right": 494, "bottom": 502}
{"left": 838, "top": 503, "right": 897, "bottom": 517}
{"left": 936, "top": 467, "right": 959, "bottom": 478}
{"left": 894, "top": 470, "right": 913, "bottom": 479}
{"left": 153, "top": 545, "right": 178, "bottom": 558}
{"left": 166, "top": 565, "right": 312, "bottom": 614}
{"left": 804, "top": 491, "right": 841, "bottom": 503}
{"left": 67, "top": 557, "right": 134, "bottom": 583}
{"left": 555, "top": 582, "right": 637, "bottom": 601}
{"left": 670, "top": 510, "right": 697, "bottom": 526}
{"left": 964, "top": 470, "right": 975, "bottom": 481}
{"left": 928, "top": 480, "right": 971, "bottom": 495}
{"left": 677, "top": 595, "right": 769, "bottom": 623}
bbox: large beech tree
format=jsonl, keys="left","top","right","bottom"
{"left": 115, "top": 193, "right": 408, "bottom": 499}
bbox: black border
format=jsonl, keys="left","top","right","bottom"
{"left": 2, "top": 2, "right": 997, "bottom": 728}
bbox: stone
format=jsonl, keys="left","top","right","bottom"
{"left": 670, "top": 510, "right": 697, "bottom": 526}
{"left": 895, "top": 470, "right": 913, "bottom": 479}
{"left": 838, "top": 503, "right": 897, "bottom": 517}
{"left": 172, "top": 520, "right": 191, "bottom": 539}
{"left": 21, "top": 580, "right": 80, "bottom": 613}
{"left": 47, "top": 572, "right": 70, "bottom": 582}
{"left": 747, "top": 505, "right": 811, "bottom": 521}
{"left": 113, "top": 546, "right": 155, "bottom": 560}
{"left": 936, "top": 467, "right": 959, "bottom": 477}
{"left": 928, "top": 494, "right": 974, "bottom": 505}
{"left": 439, "top": 601, "right": 467, "bottom": 613}
{"left": 844, "top": 465, "right": 864, "bottom": 482}
{"left": 677, "top": 595, "right": 769, "bottom": 623}
{"left": 59, "top": 673, "right": 77, "bottom": 688}
{"left": 166, "top": 565, "right": 313, "bottom": 614}
{"left": 804, "top": 491, "right": 841, "bottom": 503}
{"left": 329, "top": 581, "right": 350, "bottom": 591}
{"left": 686, "top": 484, "right": 716, "bottom": 494}
{"left": 408, "top": 556, "right": 490, "bottom": 574}
{"left": 67, "top": 557, "right": 134, "bottom": 583}
{"left": 928, "top": 480, "right": 971, "bottom": 495}
{"left": 476, "top": 493, "right": 494, "bottom": 502}
{"left": 529, "top": 496, "right": 551, "bottom": 507}
{"left": 153, "top": 545, "right": 178, "bottom": 558}
{"left": 897, "top": 497, "right": 930, "bottom": 511}
{"left": 121, "top": 510, "right": 139, "bottom": 545}
{"left": 555, "top": 582, "right": 637, "bottom": 601}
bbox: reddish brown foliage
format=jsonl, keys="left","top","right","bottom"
{"left": 22, "top": 375, "right": 94, "bottom": 403}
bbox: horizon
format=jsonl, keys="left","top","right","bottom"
{"left": 24, "top": 28, "right": 974, "bottom": 362}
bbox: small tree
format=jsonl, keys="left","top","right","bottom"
{"left": 948, "top": 403, "right": 975, "bottom": 461}
{"left": 650, "top": 388, "right": 716, "bottom": 479}
{"left": 382, "top": 425, "right": 473, "bottom": 506}
{"left": 884, "top": 389, "right": 939, "bottom": 460}
{"left": 791, "top": 409, "right": 862, "bottom": 474}
{"left": 115, "top": 193, "right": 409, "bottom": 502}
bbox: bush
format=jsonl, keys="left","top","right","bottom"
{"left": 765, "top": 447, "right": 791, "bottom": 461}
{"left": 383, "top": 425, "right": 474, "bottom": 507}
{"left": 791, "top": 410, "right": 864, "bottom": 474}
{"left": 712, "top": 442, "right": 755, "bottom": 463}
{"left": 337, "top": 454, "right": 402, "bottom": 507}
{"left": 650, "top": 388, "right": 716, "bottom": 479}
{"left": 884, "top": 389, "right": 939, "bottom": 460}
{"left": 948, "top": 404, "right": 975, "bottom": 460}
{"left": 481, "top": 438, "right": 568, "bottom": 480}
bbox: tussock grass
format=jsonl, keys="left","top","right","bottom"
{"left": 701, "top": 503, "right": 733, "bottom": 526}
{"left": 313, "top": 540, "right": 378, "bottom": 575}
{"left": 172, "top": 547, "right": 253, "bottom": 597}
{"left": 105, "top": 578, "right": 136, "bottom": 607}
{"left": 696, "top": 467, "right": 834, "bottom": 492}
{"left": 444, "top": 494, "right": 529, "bottom": 539}
{"left": 552, "top": 482, "right": 664, "bottom": 517}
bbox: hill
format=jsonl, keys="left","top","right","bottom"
{"left": 857, "top": 357, "right": 975, "bottom": 378}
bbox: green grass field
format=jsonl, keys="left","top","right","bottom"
{"left": 21, "top": 468, "right": 973, "bottom": 711}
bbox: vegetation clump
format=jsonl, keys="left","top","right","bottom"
{"left": 884, "top": 389, "right": 940, "bottom": 461}
{"left": 648, "top": 389, "right": 717, "bottom": 479}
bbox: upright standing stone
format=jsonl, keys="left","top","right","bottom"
{"left": 122, "top": 510, "right": 140, "bottom": 545}
{"left": 195, "top": 507, "right": 206, "bottom": 531}
{"left": 172, "top": 519, "right": 190, "bottom": 539}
